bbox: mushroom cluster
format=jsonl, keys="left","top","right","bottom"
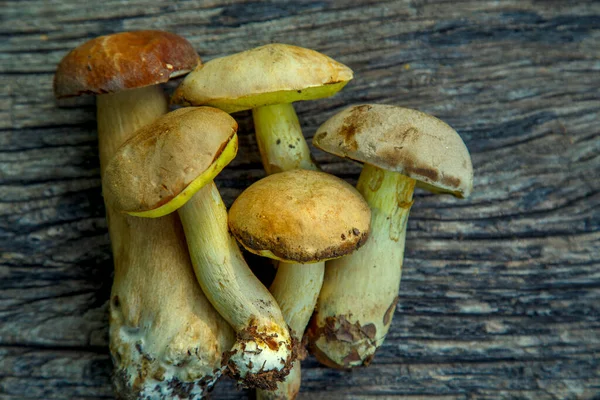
{"left": 54, "top": 31, "right": 473, "bottom": 400}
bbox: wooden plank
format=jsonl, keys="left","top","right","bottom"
{"left": 1, "top": 0, "right": 599, "bottom": 398}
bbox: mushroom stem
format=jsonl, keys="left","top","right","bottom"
{"left": 97, "top": 85, "right": 167, "bottom": 170}
{"left": 256, "top": 262, "right": 324, "bottom": 400}
{"left": 270, "top": 262, "right": 325, "bottom": 337}
{"left": 178, "top": 181, "right": 294, "bottom": 388}
{"left": 310, "top": 163, "right": 415, "bottom": 368}
{"left": 256, "top": 364, "right": 301, "bottom": 400}
{"left": 251, "top": 103, "right": 323, "bottom": 398}
{"left": 252, "top": 103, "right": 319, "bottom": 174}
{"left": 97, "top": 86, "right": 234, "bottom": 398}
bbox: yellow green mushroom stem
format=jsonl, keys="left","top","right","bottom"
{"left": 270, "top": 263, "right": 326, "bottom": 339}
{"left": 177, "top": 182, "right": 294, "bottom": 388}
{"left": 252, "top": 103, "right": 319, "bottom": 174}
{"left": 251, "top": 101, "right": 323, "bottom": 394}
{"left": 250, "top": 94, "right": 335, "bottom": 399}
{"left": 249, "top": 81, "right": 349, "bottom": 175}
{"left": 310, "top": 164, "right": 415, "bottom": 368}
{"left": 251, "top": 103, "right": 326, "bottom": 398}
{"left": 102, "top": 108, "right": 295, "bottom": 390}
{"left": 256, "top": 262, "right": 324, "bottom": 400}
{"left": 250, "top": 100, "right": 333, "bottom": 399}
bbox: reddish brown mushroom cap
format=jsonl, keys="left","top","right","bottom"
{"left": 54, "top": 30, "right": 200, "bottom": 98}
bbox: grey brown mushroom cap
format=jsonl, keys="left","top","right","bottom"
{"left": 103, "top": 107, "right": 238, "bottom": 214}
{"left": 228, "top": 169, "right": 371, "bottom": 263}
{"left": 313, "top": 104, "right": 474, "bottom": 198}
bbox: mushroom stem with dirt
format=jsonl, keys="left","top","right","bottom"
{"left": 228, "top": 169, "right": 371, "bottom": 400}
{"left": 103, "top": 107, "right": 295, "bottom": 390}
{"left": 54, "top": 31, "right": 235, "bottom": 399}
{"left": 171, "top": 43, "right": 353, "bottom": 174}
{"left": 308, "top": 104, "right": 474, "bottom": 368}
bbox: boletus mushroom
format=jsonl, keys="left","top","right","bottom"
{"left": 103, "top": 107, "right": 295, "bottom": 389}
{"left": 171, "top": 43, "right": 353, "bottom": 174}
{"left": 308, "top": 104, "right": 474, "bottom": 368}
{"left": 54, "top": 31, "right": 235, "bottom": 398}
{"left": 228, "top": 169, "right": 371, "bottom": 399}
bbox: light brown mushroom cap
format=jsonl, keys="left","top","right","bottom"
{"left": 228, "top": 169, "right": 371, "bottom": 264}
{"left": 171, "top": 43, "right": 353, "bottom": 113}
{"left": 103, "top": 107, "right": 238, "bottom": 217}
{"left": 54, "top": 30, "right": 200, "bottom": 98}
{"left": 313, "top": 104, "right": 474, "bottom": 198}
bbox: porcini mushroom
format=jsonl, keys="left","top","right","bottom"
{"left": 228, "top": 169, "right": 371, "bottom": 399}
{"left": 171, "top": 43, "right": 353, "bottom": 174}
{"left": 308, "top": 104, "right": 474, "bottom": 368}
{"left": 103, "top": 107, "right": 295, "bottom": 389}
{"left": 54, "top": 31, "right": 235, "bottom": 398}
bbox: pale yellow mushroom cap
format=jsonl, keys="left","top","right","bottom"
{"left": 228, "top": 169, "right": 371, "bottom": 263}
{"left": 103, "top": 107, "right": 238, "bottom": 217}
{"left": 171, "top": 43, "right": 353, "bottom": 113}
{"left": 313, "top": 104, "right": 474, "bottom": 198}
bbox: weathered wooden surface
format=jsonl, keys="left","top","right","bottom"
{"left": 1, "top": 0, "right": 599, "bottom": 399}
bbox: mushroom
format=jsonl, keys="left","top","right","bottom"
{"left": 228, "top": 169, "right": 372, "bottom": 399}
{"left": 54, "top": 31, "right": 235, "bottom": 398}
{"left": 102, "top": 106, "right": 295, "bottom": 390}
{"left": 171, "top": 43, "right": 353, "bottom": 174}
{"left": 308, "top": 104, "right": 474, "bottom": 368}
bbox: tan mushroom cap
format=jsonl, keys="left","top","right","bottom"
{"left": 228, "top": 169, "right": 371, "bottom": 264}
{"left": 313, "top": 104, "right": 474, "bottom": 198}
{"left": 54, "top": 30, "right": 200, "bottom": 98}
{"left": 103, "top": 107, "right": 238, "bottom": 217}
{"left": 171, "top": 43, "right": 353, "bottom": 113}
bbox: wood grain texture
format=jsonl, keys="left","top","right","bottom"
{"left": 1, "top": 0, "right": 599, "bottom": 399}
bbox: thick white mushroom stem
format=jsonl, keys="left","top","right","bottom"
{"left": 310, "top": 163, "right": 415, "bottom": 368}
{"left": 252, "top": 103, "right": 319, "bottom": 174}
{"left": 98, "top": 86, "right": 234, "bottom": 399}
{"left": 178, "top": 181, "right": 295, "bottom": 389}
{"left": 257, "top": 262, "right": 324, "bottom": 400}
{"left": 97, "top": 86, "right": 167, "bottom": 170}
